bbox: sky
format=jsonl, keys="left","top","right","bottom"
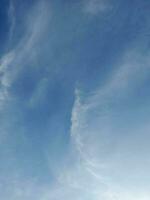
{"left": 0, "top": 0, "right": 150, "bottom": 199}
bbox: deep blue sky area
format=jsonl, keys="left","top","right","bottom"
{"left": 0, "top": 0, "right": 150, "bottom": 199}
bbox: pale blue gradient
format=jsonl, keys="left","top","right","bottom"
{"left": 0, "top": 0, "right": 150, "bottom": 199}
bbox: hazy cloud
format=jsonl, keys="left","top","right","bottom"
{"left": 83, "top": 0, "right": 112, "bottom": 15}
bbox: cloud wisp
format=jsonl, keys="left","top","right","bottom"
{"left": 7, "top": 0, "right": 16, "bottom": 46}
{"left": 0, "top": 1, "right": 150, "bottom": 200}
{"left": 68, "top": 46, "right": 150, "bottom": 200}
{"left": 82, "top": 0, "right": 112, "bottom": 15}
{"left": 0, "top": 0, "right": 50, "bottom": 108}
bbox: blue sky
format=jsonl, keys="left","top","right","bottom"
{"left": 0, "top": 0, "right": 150, "bottom": 199}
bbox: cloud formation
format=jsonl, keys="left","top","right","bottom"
{"left": 7, "top": 0, "right": 16, "bottom": 45}
{"left": 69, "top": 46, "right": 150, "bottom": 200}
{"left": 83, "top": 0, "right": 112, "bottom": 15}
{"left": 0, "top": 0, "right": 50, "bottom": 107}
{"left": 0, "top": 0, "right": 150, "bottom": 200}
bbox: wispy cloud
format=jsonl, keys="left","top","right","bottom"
{"left": 0, "top": 51, "right": 15, "bottom": 109}
{"left": 7, "top": 0, "right": 16, "bottom": 46}
{"left": 0, "top": 0, "right": 51, "bottom": 108}
{"left": 69, "top": 46, "right": 150, "bottom": 199}
{"left": 0, "top": 2, "right": 52, "bottom": 198}
{"left": 0, "top": 1, "right": 150, "bottom": 200}
{"left": 23, "top": 45, "right": 150, "bottom": 200}
{"left": 82, "top": 0, "right": 112, "bottom": 15}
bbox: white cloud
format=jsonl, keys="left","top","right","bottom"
{"left": 21, "top": 45, "right": 150, "bottom": 200}
{"left": 69, "top": 47, "right": 150, "bottom": 199}
{"left": 0, "top": 51, "right": 15, "bottom": 109}
{"left": 0, "top": 0, "right": 51, "bottom": 109}
{"left": 0, "top": 1, "right": 150, "bottom": 199}
{"left": 0, "top": 2, "right": 52, "bottom": 197}
{"left": 32, "top": 46, "right": 150, "bottom": 200}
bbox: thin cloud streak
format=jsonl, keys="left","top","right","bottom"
{"left": 0, "top": 0, "right": 50, "bottom": 109}
{"left": 69, "top": 46, "right": 150, "bottom": 200}
{"left": 7, "top": 0, "right": 16, "bottom": 46}
{"left": 83, "top": 0, "right": 112, "bottom": 15}
{"left": 0, "top": 1, "right": 150, "bottom": 200}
